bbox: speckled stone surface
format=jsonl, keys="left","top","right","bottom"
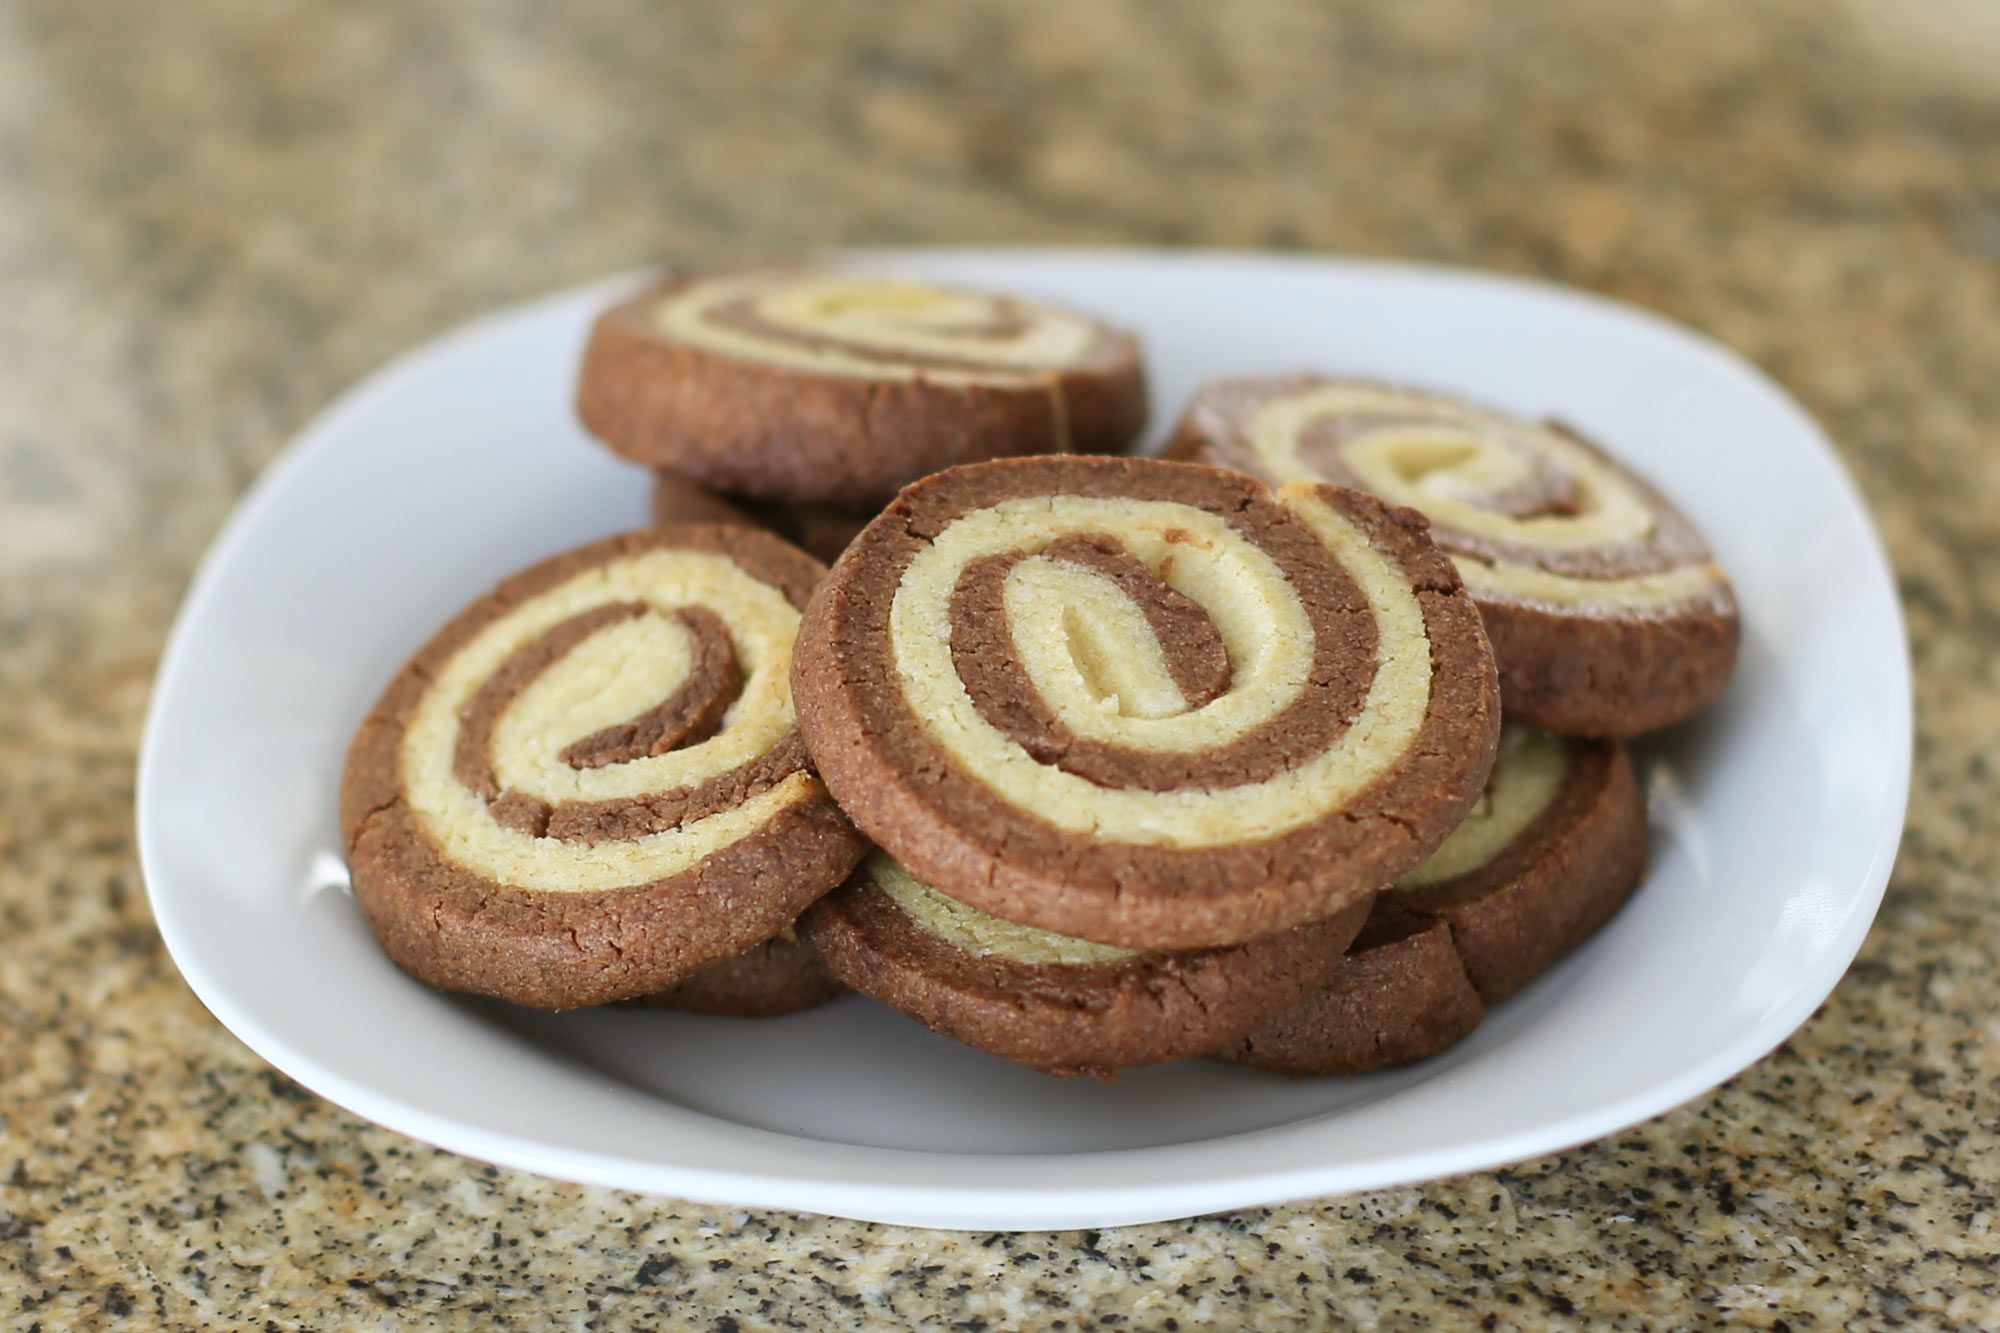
{"left": 3, "top": 1, "right": 1996, "bottom": 1327}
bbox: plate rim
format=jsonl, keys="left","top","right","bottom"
{"left": 136, "top": 247, "right": 1912, "bottom": 1229}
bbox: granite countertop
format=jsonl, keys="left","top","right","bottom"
{"left": 4, "top": 1, "right": 1996, "bottom": 1326}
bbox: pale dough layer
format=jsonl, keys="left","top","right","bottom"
{"left": 887, "top": 487, "right": 1432, "bottom": 847}
{"left": 400, "top": 549, "right": 818, "bottom": 893}
{"left": 1002, "top": 559, "right": 1192, "bottom": 721}
{"left": 1451, "top": 553, "right": 1727, "bottom": 611}
{"left": 1395, "top": 725, "right": 1567, "bottom": 887}
{"left": 868, "top": 852, "right": 1144, "bottom": 967}
{"left": 655, "top": 273, "right": 1100, "bottom": 386}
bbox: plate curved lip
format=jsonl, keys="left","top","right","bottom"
{"left": 135, "top": 249, "right": 1912, "bottom": 1229}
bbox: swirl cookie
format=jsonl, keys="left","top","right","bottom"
{"left": 340, "top": 527, "right": 870, "bottom": 1009}
{"left": 578, "top": 269, "right": 1148, "bottom": 509}
{"left": 800, "top": 853, "right": 1371, "bottom": 1076}
{"left": 792, "top": 455, "right": 1503, "bottom": 950}
{"left": 1218, "top": 725, "right": 1647, "bottom": 1076}
{"left": 1167, "top": 378, "right": 1739, "bottom": 736}
{"left": 649, "top": 472, "right": 872, "bottom": 566}
{"left": 629, "top": 927, "right": 845, "bottom": 1018}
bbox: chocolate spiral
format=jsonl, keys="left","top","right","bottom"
{"left": 627, "top": 926, "right": 846, "bottom": 1018}
{"left": 341, "top": 527, "right": 868, "bottom": 1009}
{"left": 792, "top": 456, "right": 1502, "bottom": 950}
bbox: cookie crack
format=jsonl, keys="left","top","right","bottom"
{"left": 349, "top": 793, "right": 406, "bottom": 844}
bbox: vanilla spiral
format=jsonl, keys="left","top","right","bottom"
{"left": 651, "top": 271, "right": 1112, "bottom": 386}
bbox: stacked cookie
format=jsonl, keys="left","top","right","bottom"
{"left": 790, "top": 456, "right": 1505, "bottom": 1074}
{"left": 340, "top": 268, "right": 1739, "bottom": 1080}
{"left": 578, "top": 267, "right": 1149, "bottom": 560}
{"left": 1166, "top": 376, "right": 1736, "bottom": 1073}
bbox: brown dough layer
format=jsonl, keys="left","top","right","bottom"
{"left": 1477, "top": 597, "right": 1740, "bottom": 739}
{"left": 627, "top": 930, "right": 846, "bottom": 1018}
{"left": 1217, "top": 736, "right": 1646, "bottom": 1076}
{"left": 452, "top": 601, "right": 654, "bottom": 792}
{"left": 1166, "top": 376, "right": 1739, "bottom": 736}
{"left": 644, "top": 473, "right": 759, "bottom": 528}
{"left": 341, "top": 526, "right": 870, "bottom": 1010}
{"left": 944, "top": 533, "right": 1365, "bottom": 792}
{"left": 557, "top": 607, "right": 738, "bottom": 769}
{"left": 792, "top": 455, "right": 1502, "bottom": 950}
{"left": 451, "top": 601, "right": 760, "bottom": 841}
{"left": 1032, "top": 534, "right": 1231, "bottom": 708}
{"left": 800, "top": 868, "right": 1371, "bottom": 1077}
{"left": 649, "top": 471, "right": 874, "bottom": 566}
{"left": 579, "top": 271, "right": 1149, "bottom": 509}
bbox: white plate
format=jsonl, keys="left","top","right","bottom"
{"left": 137, "top": 250, "right": 1910, "bottom": 1230}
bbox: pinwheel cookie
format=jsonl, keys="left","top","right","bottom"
{"left": 578, "top": 269, "right": 1148, "bottom": 509}
{"left": 1167, "top": 378, "right": 1738, "bottom": 736}
{"left": 792, "top": 455, "right": 1503, "bottom": 951}
{"left": 649, "top": 471, "right": 871, "bottom": 566}
{"left": 340, "top": 526, "right": 869, "bottom": 1009}
{"left": 800, "top": 852, "right": 1371, "bottom": 1076}
{"left": 1217, "top": 725, "right": 1647, "bottom": 1076}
